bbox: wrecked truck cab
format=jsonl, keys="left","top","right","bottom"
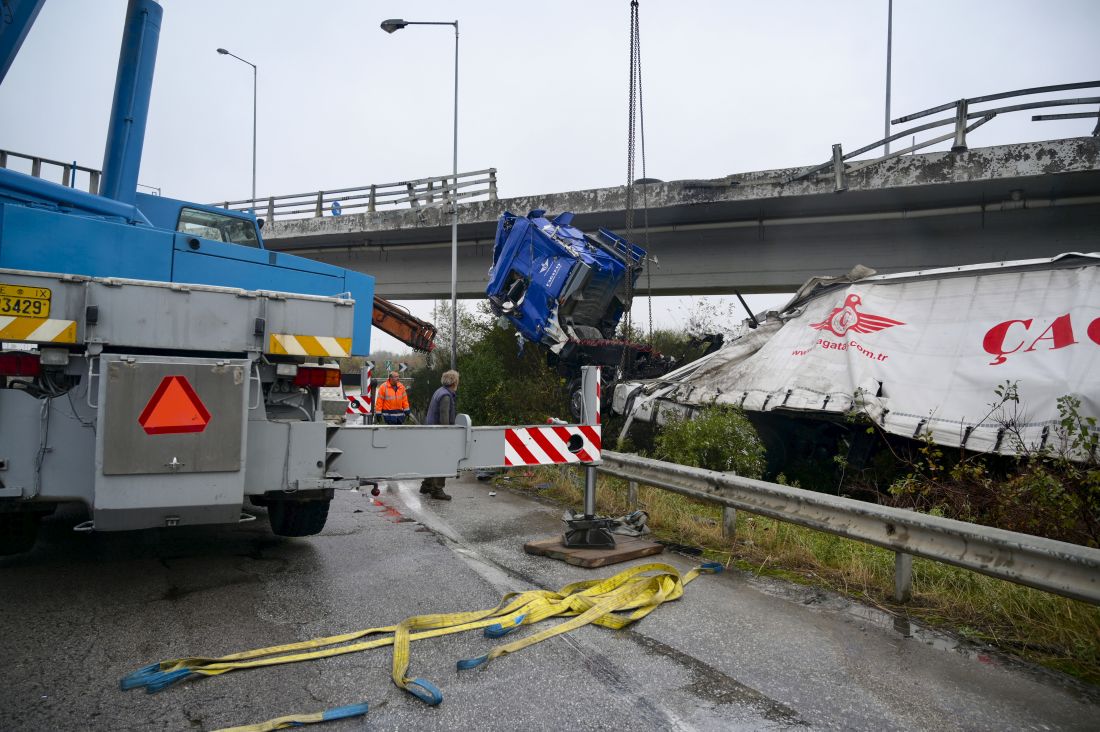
{"left": 487, "top": 209, "right": 645, "bottom": 354}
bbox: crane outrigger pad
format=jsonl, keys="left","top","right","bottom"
{"left": 524, "top": 534, "right": 664, "bottom": 568}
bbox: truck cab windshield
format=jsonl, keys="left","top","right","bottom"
{"left": 177, "top": 207, "right": 260, "bottom": 248}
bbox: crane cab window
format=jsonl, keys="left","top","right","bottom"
{"left": 177, "top": 208, "right": 260, "bottom": 248}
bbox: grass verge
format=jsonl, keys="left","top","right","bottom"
{"left": 500, "top": 466, "right": 1100, "bottom": 686}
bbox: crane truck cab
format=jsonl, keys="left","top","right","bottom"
{"left": 137, "top": 194, "right": 264, "bottom": 248}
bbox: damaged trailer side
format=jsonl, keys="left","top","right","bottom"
{"left": 614, "top": 253, "right": 1100, "bottom": 460}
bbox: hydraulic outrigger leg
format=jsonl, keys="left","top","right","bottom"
{"left": 563, "top": 367, "right": 615, "bottom": 549}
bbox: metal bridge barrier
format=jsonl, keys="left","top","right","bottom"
{"left": 597, "top": 450, "right": 1100, "bottom": 606}
{"left": 0, "top": 148, "right": 103, "bottom": 193}
{"left": 216, "top": 168, "right": 498, "bottom": 223}
{"left": 0, "top": 149, "right": 496, "bottom": 224}
{"left": 789, "top": 80, "right": 1100, "bottom": 191}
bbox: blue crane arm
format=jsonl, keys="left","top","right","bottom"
{"left": 0, "top": 0, "right": 47, "bottom": 85}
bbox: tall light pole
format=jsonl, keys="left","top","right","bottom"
{"left": 217, "top": 47, "right": 257, "bottom": 203}
{"left": 884, "top": 0, "right": 893, "bottom": 155}
{"left": 381, "top": 18, "right": 459, "bottom": 371}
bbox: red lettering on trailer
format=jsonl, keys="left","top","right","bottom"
{"left": 983, "top": 313, "right": 1085, "bottom": 365}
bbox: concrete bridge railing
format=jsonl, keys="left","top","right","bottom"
{"left": 0, "top": 148, "right": 103, "bottom": 194}
{"left": 216, "top": 168, "right": 498, "bottom": 223}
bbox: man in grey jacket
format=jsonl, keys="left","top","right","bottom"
{"left": 420, "top": 370, "right": 459, "bottom": 500}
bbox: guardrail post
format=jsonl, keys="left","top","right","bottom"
{"left": 426, "top": 180, "right": 434, "bottom": 204}
{"left": 723, "top": 507, "right": 738, "bottom": 542}
{"left": 489, "top": 168, "right": 498, "bottom": 201}
{"left": 951, "top": 99, "right": 969, "bottom": 152}
{"left": 266, "top": 196, "right": 275, "bottom": 223}
{"left": 89, "top": 170, "right": 100, "bottom": 194}
{"left": 627, "top": 480, "right": 638, "bottom": 509}
{"left": 62, "top": 163, "right": 71, "bottom": 188}
{"left": 0, "top": 150, "right": 8, "bottom": 169}
{"left": 31, "top": 157, "right": 42, "bottom": 179}
{"left": 893, "top": 551, "right": 913, "bottom": 602}
{"left": 831, "top": 144, "right": 846, "bottom": 192}
{"left": 369, "top": 185, "right": 377, "bottom": 212}
{"left": 315, "top": 191, "right": 325, "bottom": 218}
{"left": 407, "top": 182, "right": 420, "bottom": 210}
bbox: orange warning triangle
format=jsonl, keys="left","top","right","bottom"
{"left": 138, "top": 376, "right": 212, "bottom": 435}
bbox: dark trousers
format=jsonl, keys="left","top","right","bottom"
{"left": 420, "top": 476, "right": 446, "bottom": 492}
{"left": 382, "top": 413, "right": 406, "bottom": 425}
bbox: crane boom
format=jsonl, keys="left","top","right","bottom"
{"left": 372, "top": 297, "right": 436, "bottom": 353}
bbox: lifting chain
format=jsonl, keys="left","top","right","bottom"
{"left": 622, "top": 0, "right": 653, "bottom": 375}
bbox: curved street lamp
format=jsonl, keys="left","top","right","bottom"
{"left": 216, "top": 47, "right": 257, "bottom": 203}
{"left": 380, "top": 18, "right": 460, "bottom": 371}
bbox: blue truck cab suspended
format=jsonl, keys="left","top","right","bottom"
{"left": 487, "top": 209, "right": 645, "bottom": 354}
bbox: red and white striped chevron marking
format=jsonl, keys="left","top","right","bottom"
{"left": 595, "top": 367, "right": 601, "bottom": 424}
{"left": 504, "top": 425, "right": 601, "bottom": 466}
{"left": 346, "top": 394, "right": 372, "bottom": 415}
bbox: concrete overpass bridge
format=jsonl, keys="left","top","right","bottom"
{"left": 262, "top": 137, "right": 1100, "bottom": 299}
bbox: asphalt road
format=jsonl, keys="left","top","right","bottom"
{"left": 2, "top": 474, "right": 1097, "bottom": 731}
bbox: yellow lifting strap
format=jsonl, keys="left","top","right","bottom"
{"left": 120, "top": 562, "right": 722, "bottom": 730}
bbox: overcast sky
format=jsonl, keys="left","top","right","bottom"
{"left": 3, "top": 0, "right": 1097, "bottom": 353}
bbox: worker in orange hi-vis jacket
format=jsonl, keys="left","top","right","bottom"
{"left": 374, "top": 371, "right": 410, "bottom": 425}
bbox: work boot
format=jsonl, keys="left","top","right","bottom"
{"left": 419, "top": 483, "right": 432, "bottom": 495}
{"left": 428, "top": 489, "right": 452, "bottom": 501}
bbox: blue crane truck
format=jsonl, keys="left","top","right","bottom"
{"left": 0, "top": 0, "right": 601, "bottom": 554}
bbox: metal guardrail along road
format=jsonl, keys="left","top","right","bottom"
{"left": 598, "top": 450, "right": 1100, "bottom": 606}
{"left": 217, "top": 168, "right": 498, "bottom": 223}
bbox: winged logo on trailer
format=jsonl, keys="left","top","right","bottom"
{"left": 809, "top": 294, "right": 905, "bottom": 337}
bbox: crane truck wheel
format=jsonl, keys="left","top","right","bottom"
{"left": 0, "top": 511, "right": 42, "bottom": 556}
{"left": 266, "top": 498, "right": 331, "bottom": 537}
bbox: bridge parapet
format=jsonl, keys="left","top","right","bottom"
{"left": 265, "top": 137, "right": 1100, "bottom": 249}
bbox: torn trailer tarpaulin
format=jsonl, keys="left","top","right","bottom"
{"left": 613, "top": 252, "right": 1100, "bottom": 459}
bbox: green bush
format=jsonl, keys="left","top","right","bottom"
{"left": 408, "top": 305, "right": 569, "bottom": 426}
{"left": 653, "top": 405, "right": 766, "bottom": 478}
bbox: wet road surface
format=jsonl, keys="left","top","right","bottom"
{"left": 2, "top": 474, "right": 1097, "bottom": 731}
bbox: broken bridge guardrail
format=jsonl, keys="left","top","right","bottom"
{"left": 790, "top": 79, "right": 1100, "bottom": 191}
{"left": 596, "top": 450, "right": 1100, "bottom": 606}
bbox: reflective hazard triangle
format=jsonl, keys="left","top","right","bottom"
{"left": 138, "top": 376, "right": 212, "bottom": 435}
{"left": 504, "top": 425, "right": 601, "bottom": 466}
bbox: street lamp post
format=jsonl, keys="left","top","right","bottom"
{"left": 381, "top": 18, "right": 460, "bottom": 371}
{"left": 216, "top": 48, "right": 257, "bottom": 203}
{"left": 884, "top": 0, "right": 893, "bottom": 155}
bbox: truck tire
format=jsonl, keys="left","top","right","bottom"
{"left": 0, "top": 512, "right": 41, "bottom": 556}
{"left": 267, "top": 499, "right": 330, "bottom": 537}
